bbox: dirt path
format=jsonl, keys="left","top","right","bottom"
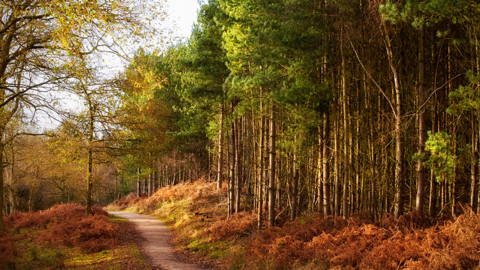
{"left": 108, "top": 211, "right": 204, "bottom": 270}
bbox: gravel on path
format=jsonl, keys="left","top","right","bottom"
{"left": 108, "top": 211, "right": 204, "bottom": 270}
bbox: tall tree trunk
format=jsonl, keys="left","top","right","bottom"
{"left": 246, "top": 112, "right": 252, "bottom": 208}
{"left": 429, "top": 102, "right": 438, "bottom": 217}
{"left": 471, "top": 115, "right": 477, "bottom": 210}
{"left": 153, "top": 168, "right": 158, "bottom": 192}
{"left": 355, "top": 81, "right": 361, "bottom": 213}
{"left": 341, "top": 22, "right": 349, "bottom": 219}
{"left": 268, "top": 105, "right": 276, "bottom": 227}
{"left": 291, "top": 133, "right": 299, "bottom": 221}
{"left": 416, "top": 27, "right": 426, "bottom": 214}
{"left": 229, "top": 102, "right": 236, "bottom": 217}
{"left": 137, "top": 167, "right": 141, "bottom": 197}
{"left": 383, "top": 22, "right": 404, "bottom": 219}
{"left": 85, "top": 105, "right": 94, "bottom": 216}
{"left": 0, "top": 142, "right": 5, "bottom": 232}
{"left": 86, "top": 148, "right": 93, "bottom": 215}
{"left": 323, "top": 112, "right": 331, "bottom": 216}
{"left": 257, "top": 112, "right": 265, "bottom": 229}
{"left": 477, "top": 109, "right": 480, "bottom": 213}
{"left": 318, "top": 124, "right": 324, "bottom": 213}
{"left": 235, "top": 116, "right": 241, "bottom": 213}
{"left": 148, "top": 172, "right": 152, "bottom": 197}
{"left": 334, "top": 93, "right": 340, "bottom": 217}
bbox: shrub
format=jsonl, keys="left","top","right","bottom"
{"left": 207, "top": 211, "right": 256, "bottom": 241}
{"left": 4, "top": 203, "right": 118, "bottom": 254}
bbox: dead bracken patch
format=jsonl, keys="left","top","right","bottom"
{"left": 0, "top": 234, "right": 17, "bottom": 269}
{"left": 244, "top": 207, "right": 480, "bottom": 269}
{"left": 207, "top": 211, "right": 256, "bottom": 241}
{"left": 110, "top": 179, "right": 221, "bottom": 212}
{"left": 3, "top": 203, "right": 118, "bottom": 254}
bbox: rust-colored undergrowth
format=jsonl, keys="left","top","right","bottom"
{"left": 0, "top": 233, "right": 17, "bottom": 269}
{"left": 243, "top": 208, "right": 480, "bottom": 269}
{"left": 112, "top": 180, "right": 223, "bottom": 211}
{"left": 3, "top": 204, "right": 118, "bottom": 255}
{"left": 107, "top": 180, "right": 480, "bottom": 269}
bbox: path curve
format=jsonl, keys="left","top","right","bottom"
{"left": 108, "top": 211, "right": 203, "bottom": 270}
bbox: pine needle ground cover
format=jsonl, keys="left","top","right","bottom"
{"left": 0, "top": 203, "right": 151, "bottom": 270}
{"left": 106, "top": 179, "right": 480, "bottom": 270}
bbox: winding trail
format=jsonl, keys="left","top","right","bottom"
{"left": 108, "top": 211, "right": 203, "bottom": 270}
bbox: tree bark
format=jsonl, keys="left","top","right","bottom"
{"left": 416, "top": 26, "right": 426, "bottom": 214}
{"left": 341, "top": 22, "right": 349, "bottom": 218}
{"left": 217, "top": 107, "right": 224, "bottom": 189}
{"left": 257, "top": 109, "right": 265, "bottom": 229}
{"left": 137, "top": 167, "right": 141, "bottom": 197}
{"left": 217, "top": 108, "right": 223, "bottom": 189}
{"left": 291, "top": 134, "right": 299, "bottom": 221}
{"left": 382, "top": 21, "right": 404, "bottom": 219}
{"left": 477, "top": 109, "right": 480, "bottom": 213}
{"left": 148, "top": 172, "right": 152, "bottom": 197}
{"left": 235, "top": 116, "right": 241, "bottom": 213}
{"left": 323, "top": 112, "right": 331, "bottom": 216}
{"left": 334, "top": 92, "right": 340, "bottom": 217}
{"left": 0, "top": 142, "right": 5, "bottom": 232}
{"left": 85, "top": 102, "right": 94, "bottom": 216}
{"left": 268, "top": 105, "right": 276, "bottom": 227}
{"left": 229, "top": 102, "right": 236, "bottom": 217}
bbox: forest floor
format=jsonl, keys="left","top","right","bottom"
{"left": 105, "top": 179, "right": 480, "bottom": 270}
{"left": 0, "top": 204, "right": 154, "bottom": 270}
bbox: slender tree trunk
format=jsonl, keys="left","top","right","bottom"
{"left": 416, "top": 27, "right": 426, "bottom": 214}
{"left": 429, "top": 34, "right": 439, "bottom": 217}
{"left": 0, "top": 142, "right": 5, "bottom": 232}
{"left": 235, "top": 116, "right": 241, "bottom": 213}
{"left": 477, "top": 41, "right": 480, "bottom": 213}
{"left": 471, "top": 115, "right": 477, "bottom": 209}
{"left": 137, "top": 167, "right": 141, "bottom": 197}
{"left": 257, "top": 109, "right": 265, "bottom": 229}
{"left": 323, "top": 112, "right": 331, "bottom": 216}
{"left": 148, "top": 172, "right": 152, "bottom": 197}
{"left": 478, "top": 109, "right": 480, "bottom": 213}
{"left": 268, "top": 105, "right": 276, "bottom": 227}
{"left": 383, "top": 22, "right": 404, "bottom": 219}
{"left": 263, "top": 115, "right": 269, "bottom": 216}
{"left": 246, "top": 112, "right": 252, "bottom": 208}
{"left": 153, "top": 168, "right": 158, "bottom": 192}
{"left": 341, "top": 22, "right": 349, "bottom": 219}
{"left": 334, "top": 93, "right": 340, "bottom": 217}
{"left": 291, "top": 134, "right": 299, "bottom": 221}
{"left": 86, "top": 148, "right": 93, "bottom": 215}
{"left": 318, "top": 124, "right": 324, "bottom": 213}
{"left": 85, "top": 105, "right": 95, "bottom": 216}
{"left": 229, "top": 104, "right": 235, "bottom": 217}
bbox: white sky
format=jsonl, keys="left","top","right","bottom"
{"left": 165, "top": 0, "right": 200, "bottom": 39}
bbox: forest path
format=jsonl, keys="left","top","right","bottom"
{"left": 108, "top": 211, "right": 204, "bottom": 270}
